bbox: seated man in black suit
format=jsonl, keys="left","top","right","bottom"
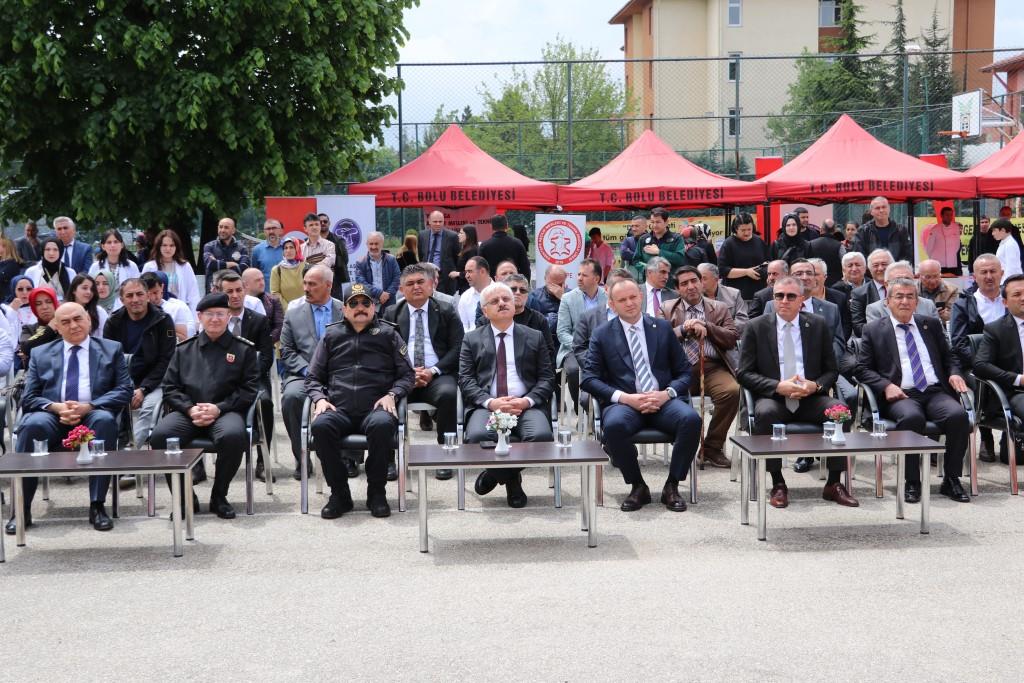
{"left": 7, "top": 302, "right": 132, "bottom": 534}
{"left": 582, "top": 279, "right": 703, "bottom": 512}
{"left": 855, "top": 278, "right": 971, "bottom": 504}
{"left": 975, "top": 274, "right": 1024, "bottom": 455}
{"left": 748, "top": 259, "right": 788, "bottom": 318}
{"left": 460, "top": 282, "right": 555, "bottom": 508}
{"left": 383, "top": 263, "right": 464, "bottom": 481}
{"left": 737, "top": 276, "right": 859, "bottom": 509}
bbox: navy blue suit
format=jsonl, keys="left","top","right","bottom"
{"left": 581, "top": 314, "right": 702, "bottom": 484}
{"left": 16, "top": 337, "right": 132, "bottom": 509}
{"left": 353, "top": 254, "right": 401, "bottom": 307}
{"left": 60, "top": 239, "right": 93, "bottom": 275}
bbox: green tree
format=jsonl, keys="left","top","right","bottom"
{"left": 878, "top": 0, "right": 910, "bottom": 109}
{"left": 0, "top": 0, "right": 417, "bottom": 257}
{"left": 911, "top": 9, "right": 956, "bottom": 152}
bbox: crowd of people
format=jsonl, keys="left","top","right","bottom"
{"left": 4, "top": 197, "right": 1023, "bottom": 533}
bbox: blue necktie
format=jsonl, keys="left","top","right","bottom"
{"left": 897, "top": 323, "right": 929, "bottom": 392}
{"left": 65, "top": 345, "right": 81, "bottom": 401}
{"left": 64, "top": 243, "right": 72, "bottom": 268}
{"left": 430, "top": 233, "right": 441, "bottom": 266}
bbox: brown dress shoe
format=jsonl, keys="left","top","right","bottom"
{"left": 660, "top": 481, "right": 687, "bottom": 512}
{"left": 700, "top": 449, "right": 731, "bottom": 469}
{"left": 769, "top": 483, "right": 789, "bottom": 508}
{"left": 823, "top": 482, "right": 859, "bottom": 507}
{"left": 620, "top": 483, "right": 652, "bottom": 512}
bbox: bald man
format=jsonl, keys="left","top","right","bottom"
{"left": 418, "top": 211, "right": 460, "bottom": 295}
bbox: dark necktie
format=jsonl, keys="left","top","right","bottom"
{"left": 64, "top": 243, "right": 72, "bottom": 268}
{"left": 65, "top": 345, "right": 81, "bottom": 401}
{"left": 652, "top": 288, "right": 661, "bottom": 317}
{"left": 430, "top": 233, "right": 441, "bottom": 266}
{"left": 898, "top": 323, "right": 929, "bottom": 392}
{"left": 413, "top": 309, "right": 426, "bottom": 368}
{"left": 496, "top": 332, "right": 508, "bottom": 397}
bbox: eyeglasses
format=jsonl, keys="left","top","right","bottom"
{"left": 509, "top": 287, "right": 529, "bottom": 294}
{"left": 202, "top": 311, "right": 229, "bottom": 320}
{"left": 889, "top": 293, "right": 918, "bottom": 302}
{"left": 773, "top": 292, "right": 800, "bottom": 301}
{"left": 347, "top": 298, "right": 373, "bottom": 308}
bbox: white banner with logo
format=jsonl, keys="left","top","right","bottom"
{"left": 534, "top": 214, "right": 585, "bottom": 289}
{"left": 316, "top": 195, "right": 376, "bottom": 279}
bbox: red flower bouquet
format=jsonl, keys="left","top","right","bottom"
{"left": 62, "top": 425, "right": 95, "bottom": 450}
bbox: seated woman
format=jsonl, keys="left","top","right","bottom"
{"left": 93, "top": 269, "right": 120, "bottom": 313}
{"left": 24, "top": 237, "right": 75, "bottom": 301}
{"left": 66, "top": 273, "right": 108, "bottom": 336}
{"left": 19, "top": 287, "right": 60, "bottom": 362}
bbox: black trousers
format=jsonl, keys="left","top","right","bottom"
{"left": 465, "top": 406, "right": 552, "bottom": 484}
{"left": 311, "top": 409, "right": 397, "bottom": 495}
{"left": 753, "top": 394, "right": 847, "bottom": 474}
{"left": 152, "top": 411, "right": 247, "bottom": 497}
{"left": 408, "top": 375, "right": 457, "bottom": 444}
{"left": 881, "top": 386, "right": 969, "bottom": 482}
{"left": 563, "top": 355, "right": 580, "bottom": 411}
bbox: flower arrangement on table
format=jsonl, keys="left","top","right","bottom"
{"left": 62, "top": 425, "right": 95, "bottom": 450}
{"left": 824, "top": 405, "right": 852, "bottom": 424}
{"left": 486, "top": 410, "right": 518, "bottom": 434}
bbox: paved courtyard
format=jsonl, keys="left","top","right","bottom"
{"left": 3, "top": 415, "right": 1023, "bottom": 680}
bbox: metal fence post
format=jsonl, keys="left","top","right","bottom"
{"left": 397, "top": 64, "right": 404, "bottom": 166}
{"left": 734, "top": 54, "right": 741, "bottom": 178}
{"left": 566, "top": 61, "right": 574, "bottom": 183}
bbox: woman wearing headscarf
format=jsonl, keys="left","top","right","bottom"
{"left": 8, "top": 275, "right": 36, "bottom": 330}
{"left": 25, "top": 237, "right": 75, "bottom": 300}
{"left": 270, "top": 237, "right": 305, "bottom": 305}
{"left": 19, "top": 286, "right": 60, "bottom": 361}
{"left": 769, "top": 213, "right": 810, "bottom": 266}
{"left": 93, "top": 269, "right": 119, "bottom": 313}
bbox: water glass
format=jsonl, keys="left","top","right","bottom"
{"left": 872, "top": 421, "right": 888, "bottom": 438}
{"left": 90, "top": 439, "right": 107, "bottom": 457}
{"left": 771, "top": 424, "right": 787, "bottom": 441}
{"left": 443, "top": 432, "right": 458, "bottom": 450}
{"left": 557, "top": 430, "right": 573, "bottom": 448}
{"left": 822, "top": 422, "right": 836, "bottom": 440}
{"left": 165, "top": 437, "right": 182, "bottom": 455}
{"left": 32, "top": 439, "right": 49, "bottom": 457}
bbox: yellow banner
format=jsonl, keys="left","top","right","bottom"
{"left": 913, "top": 216, "right": 1024, "bottom": 265}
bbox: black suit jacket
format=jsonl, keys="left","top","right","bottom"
{"left": 850, "top": 280, "right": 883, "bottom": 337}
{"left": 737, "top": 312, "right": 838, "bottom": 400}
{"left": 478, "top": 231, "right": 531, "bottom": 282}
{"left": 855, "top": 314, "right": 961, "bottom": 398}
{"left": 417, "top": 228, "right": 460, "bottom": 293}
{"left": 580, "top": 314, "right": 692, "bottom": 408}
{"left": 971, "top": 315, "right": 1023, "bottom": 392}
{"left": 824, "top": 287, "right": 852, "bottom": 340}
{"left": 749, "top": 286, "right": 773, "bottom": 318}
{"left": 240, "top": 309, "right": 274, "bottom": 385}
{"left": 458, "top": 322, "right": 554, "bottom": 411}
{"left": 383, "top": 298, "right": 464, "bottom": 376}
{"left": 807, "top": 236, "right": 844, "bottom": 287}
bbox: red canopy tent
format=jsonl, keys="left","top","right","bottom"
{"left": 557, "top": 129, "right": 765, "bottom": 210}
{"left": 756, "top": 114, "right": 977, "bottom": 204}
{"left": 964, "top": 132, "right": 1024, "bottom": 198}
{"left": 348, "top": 124, "right": 558, "bottom": 209}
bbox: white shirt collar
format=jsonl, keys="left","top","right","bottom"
{"left": 776, "top": 314, "right": 799, "bottom": 332}
{"left": 888, "top": 313, "right": 916, "bottom": 330}
{"left": 63, "top": 336, "right": 90, "bottom": 354}
{"left": 490, "top": 323, "right": 513, "bottom": 338}
{"left": 409, "top": 301, "right": 429, "bottom": 314}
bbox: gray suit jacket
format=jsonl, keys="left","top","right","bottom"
{"left": 556, "top": 287, "right": 608, "bottom": 366}
{"left": 458, "top": 322, "right": 555, "bottom": 412}
{"left": 765, "top": 296, "right": 845, "bottom": 361}
{"left": 280, "top": 297, "right": 344, "bottom": 385}
{"left": 865, "top": 297, "right": 937, "bottom": 324}
{"left": 641, "top": 283, "right": 677, "bottom": 317}
{"left": 573, "top": 305, "right": 616, "bottom": 368}
{"left": 22, "top": 337, "right": 132, "bottom": 415}
{"left": 714, "top": 283, "right": 749, "bottom": 335}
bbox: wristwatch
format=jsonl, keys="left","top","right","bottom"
{"left": 666, "top": 387, "right": 678, "bottom": 399}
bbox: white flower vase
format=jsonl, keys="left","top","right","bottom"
{"left": 76, "top": 442, "right": 93, "bottom": 464}
{"left": 495, "top": 430, "right": 511, "bottom": 455}
{"left": 830, "top": 421, "right": 846, "bottom": 445}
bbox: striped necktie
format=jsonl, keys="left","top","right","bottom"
{"left": 897, "top": 323, "right": 929, "bottom": 391}
{"left": 628, "top": 324, "right": 655, "bottom": 392}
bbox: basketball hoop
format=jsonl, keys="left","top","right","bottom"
{"left": 938, "top": 130, "right": 968, "bottom": 139}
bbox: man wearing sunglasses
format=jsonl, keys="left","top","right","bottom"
{"left": 737, "top": 276, "right": 859, "bottom": 509}
{"left": 306, "top": 283, "right": 415, "bottom": 519}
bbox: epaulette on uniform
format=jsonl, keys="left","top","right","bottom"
{"left": 325, "top": 320, "right": 345, "bottom": 328}
{"left": 377, "top": 318, "right": 398, "bottom": 329}
{"left": 177, "top": 335, "right": 198, "bottom": 346}
{"left": 233, "top": 335, "right": 255, "bottom": 347}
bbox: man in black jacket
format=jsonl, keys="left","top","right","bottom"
{"left": 851, "top": 197, "right": 913, "bottom": 263}
{"left": 807, "top": 221, "right": 844, "bottom": 288}
{"left": 103, "top": 278, "right": 176, "bottom": 447}
{"left": 748, "top": 260, "right": 789, "bottom": 318}
{"left": 850, "top": 248, "right": 893, "bottom": 336}
{"left": 478, "top": 214, "right": 531, "bottom": 282}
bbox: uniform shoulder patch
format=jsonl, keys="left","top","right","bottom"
{"left": 325, "top": 320, "right": 344, "bottom": 328}
{"left": 378, "top": 318, "right": 398, "bottom": 329}
{"left": 399, "top": 343, "right": 408, "bottom": 356}
{"left": 177, "top": 335, "right": 198, "bottom": 346}
{"left": 234, "top": 335, "right": 255, "bottom": 347}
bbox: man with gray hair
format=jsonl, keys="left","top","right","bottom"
{"left": 850, "top": 248, "right": 893, "bottom": 336}
{"left": 641, "top": 256, "right": 676, "bottom": 317}
{"left": 699, "top": 262, "right": 749, "bottom": 334}
{"left": 917, "top": 259, "right": 958, "bottom": 323}
{"left": 749, "top": 259, "right": 789, "bottom": 317}
{"left": 354, "top": 231, "right": 401, "bottom": 309}
{"left": 53, "top": 215, "right": 91, "bottom": 273}
{"left": 833, "top": 250, "right": 867, "bottom": 298}
{"left": 865, "top": 261, "right": 938, "bottom": 324}
{"left": 851, "top": 196, "right": 912, "bottom": 262}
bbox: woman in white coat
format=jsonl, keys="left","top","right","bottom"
{"left": 88, "top": 228, "right": 140, "bottom": 291}
{"left": 142, "top": 228, "right": 200, "bottom": 312}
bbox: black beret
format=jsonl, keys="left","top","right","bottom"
{"left": 196, "top": 292, "right": 230, "bottom": 312}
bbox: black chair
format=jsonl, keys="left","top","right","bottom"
{"left": 299, "top": 396, "right": 407, "bottom": 513}
{"left": 968, "top": 333, "right": 1019, "bottom": 495}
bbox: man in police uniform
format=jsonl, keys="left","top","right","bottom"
{"left": 151, "top": 292, "right": 260, "bottom": 519}
{"left": 307, "top": 283, "right": 415, "bottom": 519}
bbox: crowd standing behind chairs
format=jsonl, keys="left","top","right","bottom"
{"left": 5, "top": 198, "right": 1024, "bottom": 537}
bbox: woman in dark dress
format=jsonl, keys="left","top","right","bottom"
{"left": 452, "top": 225, "right": 479, "bottom": 293}
{"left": 396, "top": 233, "right": 419, "bottom": 271}
{"left": 0, "top": 237, "right": 23, "bottom": 304}
{"left": 718, "top": 212, "right": 769, "bottom": 302}
{"left": 769, "top": 213, "right": 809, "bottom": 266}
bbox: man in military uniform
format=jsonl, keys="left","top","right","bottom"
{"left": 151, "top": 293, "right": 260, "bottom": 519}
{"left": 306, "top": 283, "right": 415, "bottom": 520}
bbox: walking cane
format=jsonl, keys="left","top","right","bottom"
{"left": 697, "top": 349, "right": 706, "bottom": 470}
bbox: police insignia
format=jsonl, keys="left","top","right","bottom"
{"left": 399, "top": 344, "right": 408, "bottom": 356}
{"left": 370, "top": 327, "right": 379, "bottom": 335}
{"left": 226, "top": 353, "right": 236, "bottom": 363}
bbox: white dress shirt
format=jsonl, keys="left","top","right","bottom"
{"left": 61, "top": 337, "right": 92, "bottom": 403}
{"left": 457, "top": 287, "right": 482, "bottom": 331}
{"left": 611, "top": 316, "right": 659, "bottom": 404}
{"left": 872, "top": 280, "right": 886, "bottom": 300}
{"left": 1014, "top": 315, "right": 1024, "bottom": 387}
{"left": 975, "top": 290, "right": 1006, "bottom": 324}
{"left": 162, "top": 298, "right": 196, "bottom": 337}
{"left": 407, "top": 304, "right": 439, "bottom": 371}
{"left": 487, "top": 324, "right": 532, "bottom": 409}
{"left": 644, "top": 284, "right": 664, "bottom": 315}
{"left": 776, "top": 315, "right": 805, "bottom": 379}
{"left": 997, "top": 237, "right": 1023, "bottom": 282}
{"left": 888, "top": 314, "right": 940, "bottom": 390}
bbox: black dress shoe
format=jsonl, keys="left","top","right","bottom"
{"left": 620, "top": 483, "right": 652, "bottom": 512}
{"left": 209, "top": 495, "right": 237, "bottom": 519}
{"left": 506, "top": 477, "right": 528, "bottom": 509}
{"left": 435, "top": 468, "right": 454, "bottom": 481}
{"left": 345, "top": 459, "right": 359, "bottom": 478}
{"left": 367, "top": 493, "right": 391, "bottom": 518}
{"left": 904, "top": 481, "right": 922, "bottom": 504}
{"left": 979, "top": 439, "right": 996, "bottom": 463}
{"left": 474, "top": 470, "right": 498, "bottom": 496}
{"left": 192, "top": 461, "right": 208, "bottom": 484}
{"left": 793, "top": 457, "right": 814, "bottom": 473}
{"left": 939, "top": 476, "right": 970, "bottom": 503}
{"left": 321, "top": 493, "right": 355, "bottom": 519}
{"left": 660, "top": 481, "right": 687, "bottom": 512}
{"left": 293, "top": 460, "right": 314, "bottom": 481}
{"left": 419, "top": 412, "right": 434, "bottom": 432}
{"left": 89, "top": 503, "right": 114, "bottom": 531}
{"left": 255, "top": 456, "right": 277, "bottom": 483}
{"left": 386, "top": 462, "right": 398, "bottom": 481}
{"left": 5, "top": 511, "right": 32, "bottom": 535}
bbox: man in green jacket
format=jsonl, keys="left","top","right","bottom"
{"left": 631, "top": 207, "right": 687, "bottom": 280}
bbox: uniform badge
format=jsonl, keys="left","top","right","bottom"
{"left": 232, "top": 252, "right": 241, "bottom": 261}
{"left": 167, "top": 329, "right": 176, "bottom": 338}
{"left": 370, "top": 327, "right": 379, "bottom": 335}
{"left": 226, "top": 353, "right": 236, "bottom": 363}
{"left": 399, "top": 344, "right": 408, "bottom": 356}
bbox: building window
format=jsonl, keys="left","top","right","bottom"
{"left": 819, "top": 0, "right": 841, "bottom": 27}
{"left": 728, "top": 0, "right": 741, "bottom": 27}
{"left": 728, "top": 108, "right": 741, "bottom": 137}
{"left": 728, "top": 52, "right": 741, "bottom": 82}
